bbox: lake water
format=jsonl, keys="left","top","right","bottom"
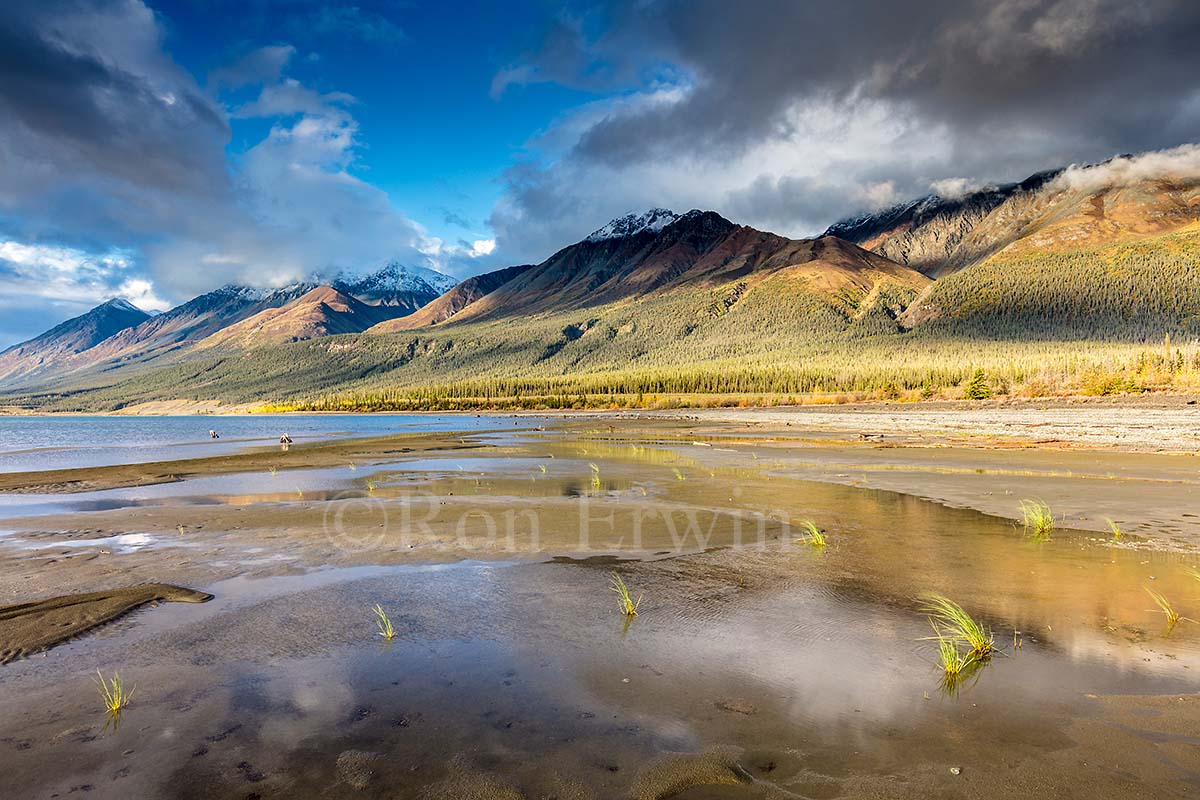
{"left": 0, "top": 414, "right": 541, "bottom": 473}
{"left": 2, "top": 416, "right": 1200, "bottom": 797}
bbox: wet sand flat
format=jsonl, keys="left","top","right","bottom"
{"left": 0, "top": 584, "right": 211, "bottom": 664}
{"left": 1, "top": 414, "right": 1199, "bottom": 798}
{"left": 667, "top": 399, "right": 1200, "bottom": 451}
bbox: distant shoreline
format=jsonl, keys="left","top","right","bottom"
{"left": 2, "top": 394, "right": 1197, "bottom": 453}
{"left": 4, "top": 391, "right": 1198, "bottom": 415}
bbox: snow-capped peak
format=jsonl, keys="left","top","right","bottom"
{"left": 333, "top": 261, "right": 457, "bottom": 295}
{"left": 213, "top": 284, "right": 279, "bottom": 301}
{"left": 103, "top": 297, "right": 143, "bottom": 313}
{"left": 586, "top": 208, "right": 680, "bottom": 242}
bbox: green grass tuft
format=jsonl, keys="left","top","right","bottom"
{"left": 95, "top": 669, "right": 133, "bottom": 716}
{"left": 372, "top": 604, "right": 396, "bottom": 640}
{"left": 921, "top": 593, "right": 995, "bottom": 659}
{"left": 1019, "top": 499, "right": 1054, "bottom": 541}
{"left": 795, "top": 520, "right": 826, "bottom": 549}
{"left": 931, "top": 622, "right": 976, "bottom": 680}
{"left": 609, "top": 572, "right": 643, "bottom": 617}
{"left": 1146, "top": 587, "right": 1181, "bottom": 628}
{"left": 1104, "top": 518, "right": 1122, "bottom": 541}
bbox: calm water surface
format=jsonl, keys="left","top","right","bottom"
{"left": 0, "top": 414, "right": 539, "bottom": 473}
{"left": 2, "top": 423, "right": 1200, "bottom": 797}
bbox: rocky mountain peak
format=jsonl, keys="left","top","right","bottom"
{"left": 585, "top": 208, "right": 681, "bottom": 242}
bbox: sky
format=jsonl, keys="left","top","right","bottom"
{"left": 2, "top": 0, "right": 1200, "bottom": 347}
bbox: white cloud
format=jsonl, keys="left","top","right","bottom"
{"left": 116, "top": 278, "right": 170, "bottom": 311}
{"left": 0, "top": 239, "right": 167, "bottom": 310}
{"left": 0, "top": 241, "right": 130, "bottom": 276}
{"left": 232, "top": 79, "right": 356, "bottom": 120}
{"left": 929, "top": 177, "right": 980, "bottom": 199}
{"left": 1049, "top": 143, "right": 1200, "bottom": 194}
{"left": 863, "top": 180, "right": 899, "bottom": 209}
{"left": 131, "top": 42, "right": 439, "bottom": 296}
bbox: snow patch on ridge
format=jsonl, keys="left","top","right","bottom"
{"left": 586, "top": 208, "right": 680, "bottom": 242}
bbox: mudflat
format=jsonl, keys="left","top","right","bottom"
{"left": 0, "top": 584, "right": 211, "bottom": 664}
{"left": 0, "top": 413, "right": 1198, "bottom": 799}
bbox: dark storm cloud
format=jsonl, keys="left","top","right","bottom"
{"left": 574, "top": 0, "right": 1200, "bottom": 162}
{"left": 490, "top": 0, "right": 1200, "bottom": 259}
{"left": 0, "top": 0, "right": 230, "bottom": 201}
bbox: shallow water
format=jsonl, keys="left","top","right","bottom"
{"left": 1, "top": 421, "right": 1199, "bottom": 798}
{"left": 0, "top": 413, "right": 544, "bottom": 472}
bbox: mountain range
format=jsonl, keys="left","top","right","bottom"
{"left": 0, "top": 262, "right": 453, "bottom": 385}
{"left": 3, "top": 147, "right": 1199, "bottom": 409}
{"left": 0, "top": 298, "right": 151, "bottom": 382}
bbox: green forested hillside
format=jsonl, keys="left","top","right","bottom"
{"left": 904, "top": 227, "right": 1200, "bottom": 337}
{"left": 10, "top": 272, "right": 932, "bottom": 409}
{"left": 9, "top": 222, "right": 1200, "bottom": 412}
{"left": 11, "top": 261, "right": 1199, "bottom": 412}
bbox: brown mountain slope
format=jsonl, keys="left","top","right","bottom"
{"left": 195, "top": 286, "right": 399, "bottom": 349}
{"left": 4, "top": 264, "right": 452, "bottom": 389}
{"left": 449, "top": 211, "right": 926, "bottom": 325}
{"left": 70, "top": 284, "right": 316, "bottom": 367}
{"left": 0, "top": 212, "right": 936, "bottom": 408}
{"left": 0, "top": 298, "right": 149, "bottom": 383}
{"left": 371, "top": 263, "right": 534, "bottom": 333}
{"left": 979, "top": 177, "right": 1200, "bottom": 259}
{"left": 827, "top": 154, "right": 1200, "bottom": 277}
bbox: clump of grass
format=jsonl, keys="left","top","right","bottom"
{"left": 269, "top": 465, "right": 278, "bottom": 477}
{"left": 795, "top": 520, "right": 826, "bottom": 548}
{"left": 1146, "top": 588, "right": 1181, "bottom": 629}
{"left": 609, "top": 572, "right": 642, "bottom": 617}
{"left": 1019, "top": 499, "right": 1054, "bottom": 540}
{"left": 365, "top": 479, "right": 376, "bottom": 494}
{"left": 176, "top": 524, "right": 185, "bottom": 536}
{"left": 95, "top": 669, "right": 133, "bottom": 716}
{"left": 932, "top": 623, "right": 976, "bottom": 680}
{"left": 672, "top": 468, "right": 685, "bottom": 481}
{"left": 372, "top": 604, "right": 396, "bottom": 640}
{"left": 538, "top": 464, "right": 547, "bottom": 474}
{"left": 1104, "top": 518, "right": 1122, "bottom": 541}
{"left": 922, "top": 594, "right": 995, "bottom": 659}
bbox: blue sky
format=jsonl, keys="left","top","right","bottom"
{"left": 158, "top": 1, "right": 596, "bottom": 246}
{"left": 2, "top": 0, "right": 1200, "bottom": 348}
